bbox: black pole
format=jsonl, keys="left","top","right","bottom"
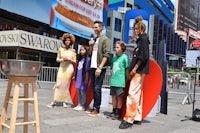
{"left": 181, "top": 57, "right": 199, "bottom": 122}
{"left": 192, "top": 59, "right": 197, "bottom": 115}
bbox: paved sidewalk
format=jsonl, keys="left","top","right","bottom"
{"left": 0, "top": 80, "right": 200, "bottom": 133}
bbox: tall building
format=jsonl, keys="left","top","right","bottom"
{"left": 134, "top": 0, "right": 174, "bottom": 26}
{"left": 174, "top": 0, "right": 200, "bottom": 70}
{"left": 197, "top": 0, "right": 200, "bottom": 31}
{"left": 174, "top": 0, "right": 200, "bottom": 44}
{"left": 175, "top": 0, "right": 198, "bottom": 31}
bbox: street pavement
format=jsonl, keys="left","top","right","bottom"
{"left": 0, "top": 80, "right": 200, "bottom": 133}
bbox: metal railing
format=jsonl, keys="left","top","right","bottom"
{"left": 0, "top": 66, "right": 111, "bottom": 88}
{"left": 191, "top": 73, "right": 200, "bottom": 85}
{"left": 102, "top": 67, "right": 111, "bottom": 88}
{"left": 38, "top": 66, "right": 58, "bottom": 83}
{"left": 167, "top": 71, "right": 192, "bottom": 104}
{"left": 0, "top": 71, "right": 7, "bottom": 81}
{"left": 38, "top": 66, "right": 111, "bottom": 87}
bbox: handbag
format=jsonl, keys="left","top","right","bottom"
{"left": 192, "top": 108, "right": 200, "bottom": 122}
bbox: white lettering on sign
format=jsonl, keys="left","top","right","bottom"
{"left": 188, "top": 28, "right": 200, "bottom": 39}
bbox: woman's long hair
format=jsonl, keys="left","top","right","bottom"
{"left": 76, "top": 46, "right": 89, "bottom": 80}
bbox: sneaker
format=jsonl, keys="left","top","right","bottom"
{"left": 47, "top": 102, "right": 56, "bottom": 108}
{"left": 88, "top": 109, "right": 100, "bottom": 116}
{"left": 63, "top": 102, "right": 68, "bottom": 108}
{"left": 74, "top": 106, "right": 85, "bottom": 111}
{"left": 107, "top": 112, "right": 115, "bottom": 117}
{"left": 86, "top": 108, "right": 95, "bottom": 114}
{"left": 73, "top": 106, "right": 79, "bottom": 110}
{"left": 133, "top": 120, "right": 142, "bottom": 125}
{"left": 119, "top": 120, "right": 133, "bottom": 129}
{"left": 107, "top": 108, "right": 116, "bottom": 118}
{"left": 112, "top": 109, "right": 121, "bottom": 120}
{"left": 112, "top": 114, "right": 121, "bottom": 120}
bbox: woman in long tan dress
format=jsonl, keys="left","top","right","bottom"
{"left": 47, "top": 33, "right": 76, "bottom": 108}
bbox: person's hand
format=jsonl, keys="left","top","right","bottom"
{"left": 63, "top": 56, "right": 71, "bottom": 62}
{"left": 95, "top": 68, "right": 102, "bottom": 77}
{"left": 129, "top": 73, "right": 133, "bottom": 80}
{"left": 72, "top": 76, "right": 75, "bottom": 80}
{"left": 84, "top": 79, "right": 88, "bottom": 85}
{"left": 89, "top": 37, "right": 95, "bottom": 46}
{"left": 63, "top": 57, "right": 68, "bottom": 61}
{"left": 129, "top": 70, "right": 136, "bottom": 80}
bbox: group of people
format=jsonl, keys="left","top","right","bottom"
{"left": 47, "top": 16, "right": 150, "bottom": 129}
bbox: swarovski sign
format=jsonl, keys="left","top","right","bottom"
{"left": 0, "top": 30, "right": 63, "bottom": 53}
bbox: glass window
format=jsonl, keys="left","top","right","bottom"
{"left": 114, "top": 18, "right": 121, "bottom": 32}
{"left": 126, "top": 3, "right": 132, "bottom": 9}
{"left": 107, "top": 17, "right": 111, "bottom": 26}
{"left": 113, "top": 38, "right": 120, "bottom": 50}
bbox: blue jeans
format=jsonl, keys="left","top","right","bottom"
{"left": 90, "top": 68, "right": 106, "bottom": 110}
{"left": 78, "top": 89, "right": 86, "bottom": 107}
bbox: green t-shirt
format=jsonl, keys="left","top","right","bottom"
{"left": 110, "top": 54, "right": 130, "bottom": 88}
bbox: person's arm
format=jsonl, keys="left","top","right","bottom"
{"left": 98, "top": 57, "right": 107, "bottom": 69}
{"left": 56, "top": 57, "right": 64, "bottom": 62}
{"left": 84, "top": 71, "right": 89, "bottom": 85}
{"left": 110, "top": 59, "right": 113, "bottom": 77}
{"left": 135, "top": 35, "right": 149, "bottom": 67}
{"left": 95, "top": 38, "right": 111, "bottom": 77}
{"left": 84, "top": 57, "right": 91, "bottom": 84}
{"left": 56, "top": 48, "right": 64, "bottom": 62}
{"left": 63, "top": 49, "right": 77, "bottom": 64}
{"left": 95, "top": 57, "right": 108, "bottom": 77}
{"left": 125, "top": 68, "right": 129, "bottom": 81}
{"left": 98, "top": 38, "right": 111, "bottom": 68}
{"left": 70, "top": 50, "right": 77, "bottom": 64}
{"left": 124, "top": 55, "right": 130, "bottom": 81}
{"left": 88, "top": 37, "right": 95, "bottom": 57}
{"left": 131, "top": 60, "right": 142, "bottom": 73}
{"left": 131, "top": 35, "right": 149, "bottom": 74}
{"left": 72, "top": 62, "right": 77, "bottom": 80}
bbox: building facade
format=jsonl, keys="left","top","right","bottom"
{"left": 175, "top": 0, "right": 198, "bottom": 31}
{"left": 107, "top": 0, "right": 186, "bottom": 69}
{"left": 174, "top": 0, "right": 200, "bottom": 68}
